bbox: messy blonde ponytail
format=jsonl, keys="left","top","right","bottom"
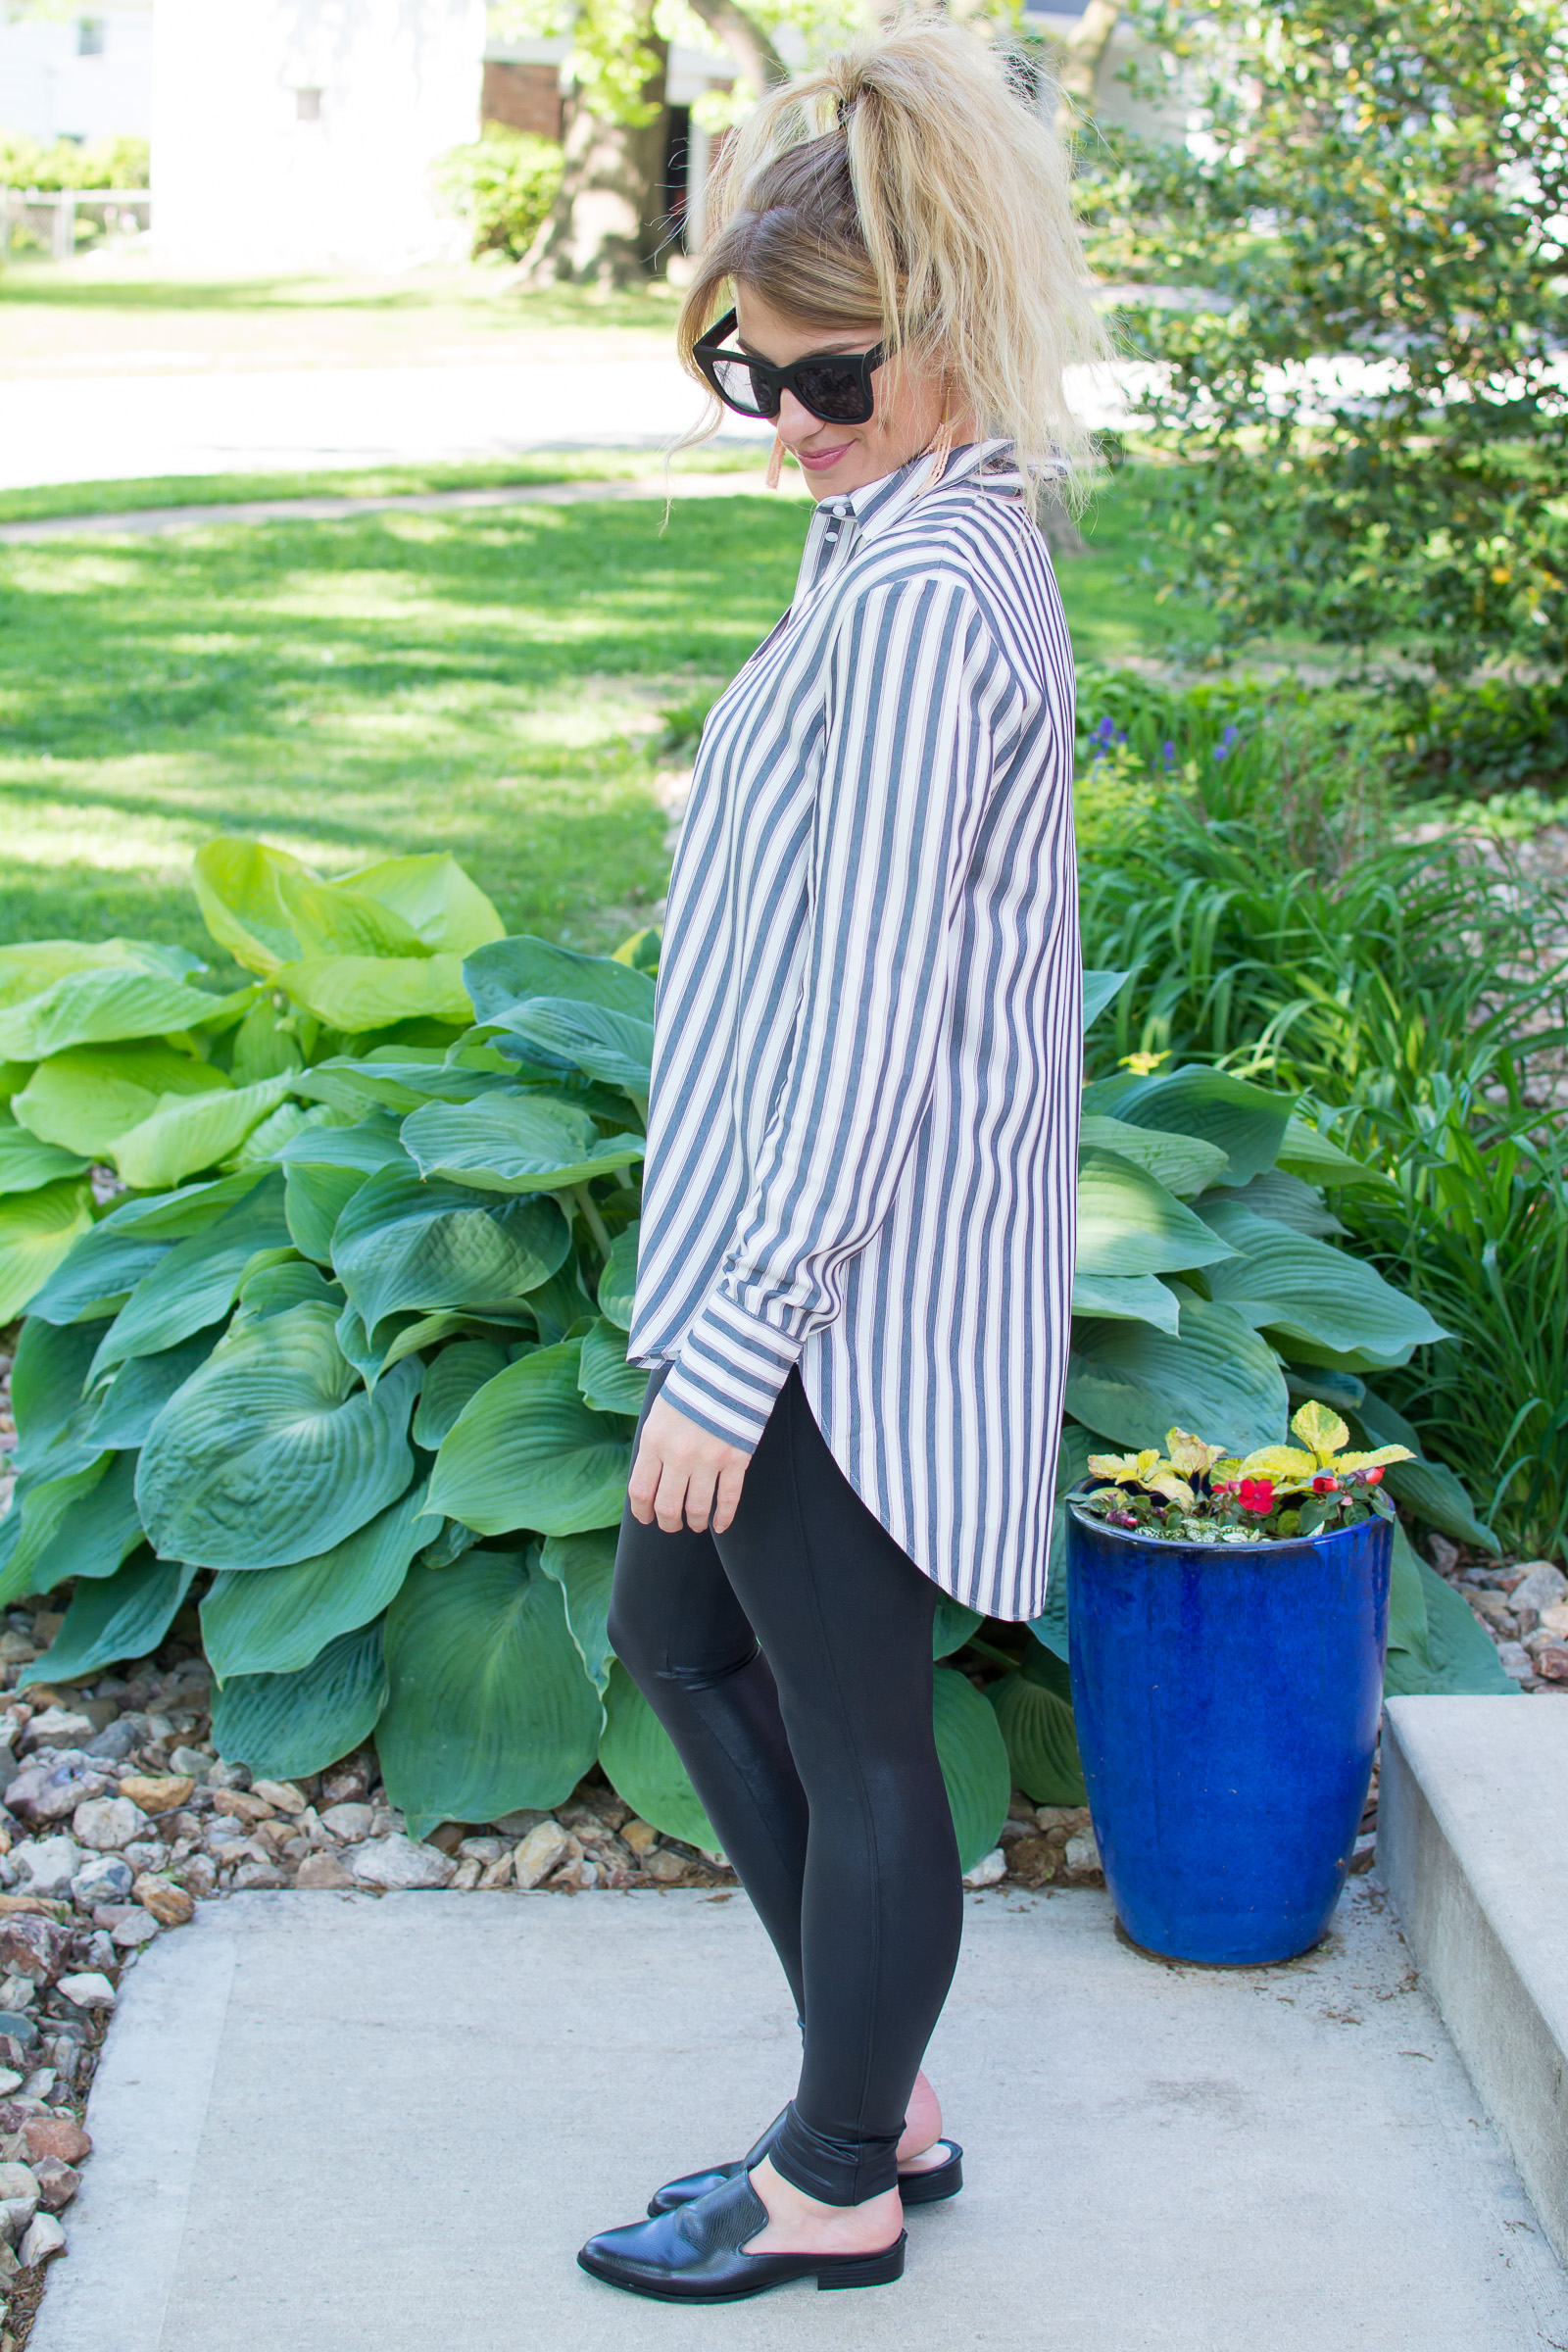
{"left": 676, "top": 14, "right": 1108, "bottom": 501}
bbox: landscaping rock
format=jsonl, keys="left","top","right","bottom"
{"left": 318, "top": 1802, "right": 374, "bottom": 1843}
{"left": 1497, "top": 1642, "right": 1534, "bottom": 1683}
{"left": 22, "top": 2116, "right": 89, "bottom": 2166}
{"left": 132, "top": 1876, "right": 194, "bottom": 1927}
{"left": 251, "top": 1780, "right": 306, "bottom": 1815}
{"left": 295, "top": 1851, "right": 355, "bottom": 1890}
{"left": 71, "top": 1797, "right": 147, "bottom": 1852}
{"left": 83, "top": 1720, "right": 137, "bottom": 1763}
{"left": 1510, "top": 1560, "right": 1568, "bottom": 1615}
{"left": 0, "top": 2165, "right": 37, "bottom": 2214}
{"left": 620, "top": 1818, "right": 659, "bottom": 1856}
{"left": 9, "top": 1838, "right": 81, "bottom": 1901}
{"left": 346, "top": 1837, "right": 456, "bottom": 1891}
{"left": 118, "top": 1775, "right": 194, "bottom": 1816}
{"left": 513, "top": 1821, "right": 572, "bottom": 1888}
{"left": 229, "top": 1864, "right": 288, "bottom": 1891}
{"left": 962, "top": 1847, "right": 1008, "bottom": 1888}
{"left": 70, "top": 1854, "right": 132, "bottom": 1910}
{"left": 7, "top": 1762, "right": 110, "bottom": 1827}
{"left": 0, "top": 1918, "right": 72, "bottom": 1987}
{"left": 20, "top": 2209, "right": 66, "bottom": 2266}
{"left": 109, "top": 1908, "right": 161, "bottom": 1949}
{"left": 1536, "top": 1646, "right": 1568, "bottom": 1683}
{"left": 21, "top": 1711, "right": 95, "bottom": 1752}
{"left": 1065, "top": 1830, "right": 1103, "bottom": 1874}
{"left": 31, "top": 2157, "right": 78, "bottom": 2212}
{"left": 53, "top": 1974, "right": 115, "bottom": 2013}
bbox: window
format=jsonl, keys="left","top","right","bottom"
{"left": 295, "top": 87, "right": 322, "bottom": 122}
{"left": 77, "top": 18, "right": 106, "bottom": 55}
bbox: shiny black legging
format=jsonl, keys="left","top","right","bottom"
{"left": 607, "top": 1360, "right": 963, "bottom": 2208}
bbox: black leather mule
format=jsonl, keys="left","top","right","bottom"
{"left": 578, "top": 2172, "right": 906, "bottom": 2302}
{"left": 647, "top": 2110, "right": 963, "bottom": 2217}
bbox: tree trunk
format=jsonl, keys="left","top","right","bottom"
{"left": 681, "top": 0, "right": 788, "bottom": 96}
{"left": 1056, "top": 0, "right": 1120, "bottom": 125}
{"left": 522, "top": 40, "right": 669, "bottom": 288}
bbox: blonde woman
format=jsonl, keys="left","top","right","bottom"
{"left": 580, "top": 14, "right": 1103, "bottom": 2304}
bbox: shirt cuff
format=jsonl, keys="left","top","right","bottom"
{"left": 660, "top": 1289, "right": 802, "bottom": 1454}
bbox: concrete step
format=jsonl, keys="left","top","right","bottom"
{"left": 1378, "top": 1693, "right": 1568, "bottom": 2271}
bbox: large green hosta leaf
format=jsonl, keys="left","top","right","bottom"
{"left": 1210, "top": 1169, "right": 1347, "bottom": 1238}
{"left": 318, "top": 853, "right": 504, "bottom": 957}
{"left": 1070, "top": 1272, "right": 1181, "bottom": 1332}
{"left": 1082, "top": 969, "right": 1131, "bottom": 1030}
{"left": 12, "top": 1040, "right": 230, "bottom": 1157}
{"left": 496, "top": 1001, "right": 655, "bottom": 1093}
{"left": 412, "top": 1342, "right": 509, "bottom": 1447}
{"left": 577, "top": 1318, "right": 649, "bottom": 1415}
{"left": 0, "top": 1455, "right": 111, "bottom": 1608}
{"left": 293, "top": 1059, "right": 512, "bottom": 1118}
{"left": 193, "top": 839, "right": 310, "bottom": 973}
{"left": 0, "top": 1121, "right": 91, "bottom": 1199}
{"left": 465, "top": 936, "right": 656, "bottom": 1025}
{"left": 136, "top": 1302, "right": 418, "bottom": 1568}
{"left": 112, "top": 1074, "right": 298, "bottom": 1191}
{"left": 1276, "top": 1113, "right": 1386, "bottom": 1189}
{"left": 598, "top": 1663, "right": 717, "bottom": 1848}
{"left": 1067, "top": 1291, "right": 1289, "bottom": 1454}
{"left": 24, "top": 1449, "right": 145, "bottom": 1593}
{"left": 0, "top": 965, "right": 245, "bottom": 1061}
{"left": 1199, "top": 1200, "right": 1447, "bottom": 1367}
{"left": 200, "top": 1480, "right": 433, "bottom": 1682}
{"left": 1088, "top": 1067, "right": 1292, "bottom": 1187}
{"left": 285, "top": 1163, "right": 368, "bottom": 1263}
{"left": 1029, "top": 1424, "right": 1098, "bottom": 1663}
{"left": 539, "top": 1527, "right": 617, "bottom": 1693}
{"left": 89, "top": 1168, "right": 291, "bottom": 1375}
{"left": 211, "top": 1621, "right": 390, "bottom": 1779}
{"left": 597, "top": 1222, "right": 638, "bottom": 1330}
{"left": 274, "top": 954, "right": 472, "bottom": 1032}
{"left": 1382, "top": 1527, "right": 1519, "bottom": 1697}
{"left": 1076, "top": 1148, "right": 1235, "bottom": 1279}
{"left": 0, "top": 1176, "right": 94, "bottom": 1324}
{"left": 0, "top": 937, "right": 202, "bottom": 1008}
{"left": 1078, "top": 1114, "right": 1229, "bottom": 1200}
{"left": 9, "top": 1315, "right": 101, "bottom": 1473}
{"left": 86, "top": 1327, "right": 225, "bottom": 1450}
{"left": 331, "top": 1168, "right": 570, "bottom": 1332}
{"left": 1353, "top": 1389, "right": 1500, "bottom": 1555}
{"left": 377, "top": 1549, "right": 604, "bottom": 1839}
{"left": 429, "top": 1339, "right": 631, "bottom": 1537}
{"left": 933, "top": 1599, "right": 984, "bottom": 1658}
{"left": 194, "top": 842, "right": 502, "bottom": 975}
{"left": 401, "top": 1095, "right": 645, "bottom": 1194}
{"left": 934, "top": 1665, "right": 1011, "bottom": 1874}
{"left": 18, "top": 1552, "right": 197, "bottom": 1690}
{"left": 990, "top": 1641, "right": 1087, "bottom": 1806}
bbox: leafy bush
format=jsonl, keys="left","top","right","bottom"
{"left": 0, "top": 132, "right": 150, "bottom": 190}
{"left": 1079, "top": 0, "right": 1568, "bottom": 686}
{"left": 433, "top": 127, "right": 564, "bottom": 262}
{"left": 0, "top": 841, "right": 1508, "bottom": 1859}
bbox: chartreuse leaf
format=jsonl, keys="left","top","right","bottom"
{"left": 1078, "top": 1115, "right": 1229, "bottom": 1200}
{"left": 0, "top": 966, "right": 243, "bottom": 1061}
{"left": 331, "top": 1168, "right": 570, "bottom": 1332}
{"left": 464, "top": 936, "right": 656, "bottom": 1026}
{"left": 111, "top": 1074, "right": 298, "bottom": 1191}
{"left": 293, "top": 1060, "right": 509, "bottom": 1117}
{"left": 400, "top": 1096, "right": 645, "bottom": 1194}
{"left": 193, "top": 839, "right": 309, "bottom": 974}
{"left": 0, "top": 1176, "right": 94, "bottom": 1324}
{"left": 1200, "top": 1201, "right": 1447, "bottom": 1367}
{"left": 200, "top": 1481, "right": 433, "bottom": 1682}
{"left": 539, "top": 1528, "right": 617, "bottom": 1693}
{"left": 325, "top": 854, "right": 504, "bottom": 956}
{"left": 24, "top": 1450, "right": 145, "bottom": 1592}
{"left": 1102, "top": 1067, "right": 1293, "bottom": 1187}
{"left": 90, "top": 1168, "right": 292, "bottom": 1374}
{"left": 496, "top": 1000, "right": 654, "bottom": 1093}
{"left": 933, "top": 1599, "right": 983, "bottom": 1658}
{"left": 428, "top": 1340, "right": 632, "bottom": 1537}
{"left": 933, "top": 1665, "right": 1011, "bottom": 1874}
{"left": 990, "top": 1640, "right": 1087, "bottom": 1806}
{"left": 412, "top": 1342, "right": 509, "bottom": 1448}
{"left": 17, "top": 1552, "right": 197, "bottom": 1690}
{"left": 211, "top": 1621, "right": 390, "bottom": 1780}
{"left": 1382, "top": 1527, "right": 1519, "bottom": 1697}
{"left": 0, "top": 1455, "right": 112, "bottom": 1608}
{"left": 0, "top": 1121, "right": 90, "bottom": 1199}
{"left": 1068, "top": 1291, "right": 1290, "bottom": 1455}
{"left": 0, "top": 936, "right": 202, "bottom": 1009}
{"left": 597, "top": 1222, "right": 638, "bottom": 1330}
{"left": 577, "top": 1318, "right": 648, "bottom": 1415}
{"left": 377, "top": 1549, "right": 604, "bottom": 1838}
{"left": 273, "top": 955, "right": 472, "bottom": 1032}
{"left": 12, "top": 1040, "right": 230, "bottom": 1157}
{"left": 136, "top": 1302, "right": 418, "bottom": 1568}
{"left": 1070, "top": 1272, "right": 1181, "bottom": 1333}
{"left": 1353, "top": 1388, "right": 1500, "bottom": 1555}
{"left": 1076, "top": 1149, "right": 1235, "bottom": 1279}
{"left": 599, "top": 1663, "right": 717, "bottom": 1848}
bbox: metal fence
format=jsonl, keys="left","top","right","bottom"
{"left": 0, "top": 188, "right": 152, "bottom": 262}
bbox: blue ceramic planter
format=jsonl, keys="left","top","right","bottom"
{"left": 1065, "top": 1507, "right": 1392, "bottom": 1966}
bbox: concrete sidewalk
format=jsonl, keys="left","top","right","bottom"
{"left": 30, "top": 1880, "right": 1568, "bottom": 2352}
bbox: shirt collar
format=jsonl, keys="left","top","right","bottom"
{"left": 818, "top": 436, "right": 1021, "bottom": 543}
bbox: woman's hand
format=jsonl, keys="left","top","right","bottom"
{"left": 629, "top": 1395, "right": 753, "bottom": 1536}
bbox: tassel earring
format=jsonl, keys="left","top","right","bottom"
{"left": 925, "top": 402, "right": 954, "bottom": 489}
{"left": 765, "top": 430, "right": 786, "bottom": 490}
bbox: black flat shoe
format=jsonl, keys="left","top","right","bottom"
{"left": 648, "top": 2116, "right": 963, "bottom": 2217}
{"left": 578, "top": 2172, "right": 906, "bottom": 2303}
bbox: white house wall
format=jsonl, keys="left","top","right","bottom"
{"left": 151, "top": 0, "right": 486, "bottom": 269}
{"left": 0, "top": 5, "right": 154, "bottom": 145}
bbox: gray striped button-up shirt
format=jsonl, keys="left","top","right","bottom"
{"left": 625, "top": 437, "right": 1081, "bottom": 1622}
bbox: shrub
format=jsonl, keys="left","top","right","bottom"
{"left": 0, "top": 840, "right": 1507, "bottom": 1856}
{"left": 0, "top": 133, "right": 150, "bottom": 191}
{"left": 433, "top": 127, "right": 564, "bottom": 262}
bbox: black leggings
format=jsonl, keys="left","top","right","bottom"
{"left": 608, "top": 1360, "right": 963, "bottom": 2208}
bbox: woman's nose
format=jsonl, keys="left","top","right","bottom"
{"left": 775, "top": 388, "right": 824, "bottom": 446}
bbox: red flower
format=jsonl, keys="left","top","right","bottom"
{"left": 1361, "top": 1464, "right": 1385, "bottom": 1486}
{"left": 1213, "top": 1478, "right": 1240, "bottom": 1495}
{"left": 1311, "top": 1474, "right": 1340, "bottom": 1494}
{"left": 1238, "top": 1477, "right": 1275, "bottom": 1515}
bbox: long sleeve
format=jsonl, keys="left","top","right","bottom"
{"left": 660, "top": 572, "right": 1010, "bottom": 1452}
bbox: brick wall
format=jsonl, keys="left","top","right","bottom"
{"left": 481, "top": 61, "right": 563, "bottom": 143}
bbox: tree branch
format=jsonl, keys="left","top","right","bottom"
{"left": 682, "top": 0, "right": 789, "bottom": 97}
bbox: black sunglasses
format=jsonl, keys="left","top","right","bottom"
{"left": 693, "top": 310, "right": 887, "bottom": 426}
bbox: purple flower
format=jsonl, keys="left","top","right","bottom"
{"left": 1095, "top": 714, "right": 1117, "bottom": 743}
{"left": 1213, "top": 724, "right": 1241, "bottom": 762}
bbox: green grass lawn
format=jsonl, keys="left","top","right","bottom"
{"left": 0, "top": 461, "right": 1193, "bottom": 958}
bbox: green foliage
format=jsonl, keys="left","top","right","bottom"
{"left": 1082, "top": 0, "right": 1568, "bottom": 682}
{"left": 433, "top": 129, "right": 564, "bottom": 261}
{"left": 0, "top": 839, "right": 1501, "bottom": 1840}
{"left": 0, "top": 131, "right": 150, "bottom": 191}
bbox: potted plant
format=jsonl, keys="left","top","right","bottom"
{"left": 1065, "top": 1402, "right": 1412, "bottom": 1966}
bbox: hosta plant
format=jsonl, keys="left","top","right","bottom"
{"left": 0, "top": 841, "right": 1514, "bottom": 1869}
{"left": 1078, "top": 1401, "right": 1412, "bottom": 1545}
